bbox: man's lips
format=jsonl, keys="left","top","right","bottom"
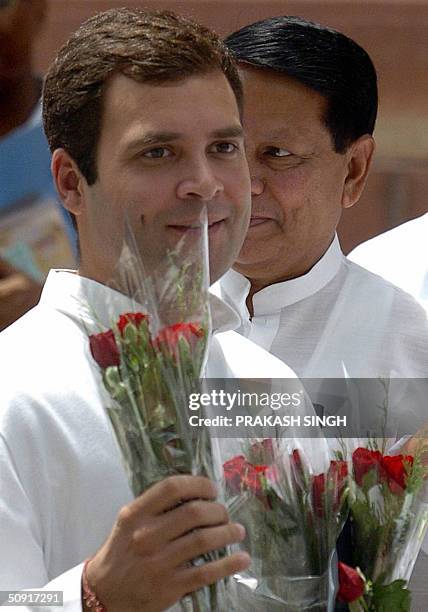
{"left": 167, "top": 219, "right": 226, "bottom": 232}
{"left": 249, "top": 216, "right": 273, "bottom": 227}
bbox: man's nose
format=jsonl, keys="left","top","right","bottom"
{"left": 251, "top": 176, "right": 265, "bottom": 196}
{"left": 246, "top": 151, "right": 265, "bottom": 196}
{"left": 176, "top": 160, "right": 223, "bottom": 201}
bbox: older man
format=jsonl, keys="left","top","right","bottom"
{"left": 219, "top": 16, "right": 428, "bottom": 380}
{"left": 218, "top": 16, "right": 428, "bottom": 610}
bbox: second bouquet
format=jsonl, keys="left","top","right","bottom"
{"left": 223, "top": 438, "right": 349, "bottom": 611}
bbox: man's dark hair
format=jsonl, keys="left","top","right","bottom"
{"left": 43, "top": 8, "right": 242, "bottom": 187}
{"left": 225, "top": 16, "right": 378, "bottom": 153}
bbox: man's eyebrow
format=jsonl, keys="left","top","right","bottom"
{"left": 126, "top": 126, "right": 244, "bottom": 151}
{"left": 210, "top": 126, "right": 244, "bottom": 139}
{"left": 126, "top": 132, "right": 182, "bottom": 149}
{"left": 259, "top": 128, "right": 293, "bottom": 141}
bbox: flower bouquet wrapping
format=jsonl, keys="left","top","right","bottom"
{"left": 336, "top": 441, "right": 428, "bottom": 611}
{"left": 223, "top": 438, "right": 349, "bottom": 611}
{"left": 87, "top": 211, "right": 229, "bottom": 611}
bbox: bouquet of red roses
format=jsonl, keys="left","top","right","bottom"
{"left": 90, "top": 313, "right": 209, "bottom": 492}
{"left": 87, "top": 212, "right": 228, "bottom": 611}
{"left": 336, "top": 443, "right": 428, "bottom": 611}
{"left": 223, "top": 438, "right": 349, "bottom": 611}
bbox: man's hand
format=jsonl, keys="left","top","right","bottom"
{"left": 84, "top": 475, "right": 250, "bottom": 612}
{"left": 0, "top": 258, "right": 42, "bottom": 330}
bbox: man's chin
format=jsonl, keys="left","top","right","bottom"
{"left": 208, "top": 254, "right": 238, "bottom": 286}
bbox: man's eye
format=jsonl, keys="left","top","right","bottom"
{"left": 143, "top": 148, "right": 171, "bottom": 159}
{"left": 264, "top": 147, "right": 291, "bottom": 158}
{"left": 212, "top": 142, "right": 238, "bottom": 154}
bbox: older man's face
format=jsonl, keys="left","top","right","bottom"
{"left": 234, "top": 67, "right": 351, "bottom": 284}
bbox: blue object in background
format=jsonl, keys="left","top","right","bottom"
{"left": 0, "top": 103, "right": 77, "bottom": 252}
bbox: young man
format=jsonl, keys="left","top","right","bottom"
{"left": 220, "top": 16, "right": 428, "bottom": 379}
{"left": 0, "top": 9, "right": 301, "bottom": 611}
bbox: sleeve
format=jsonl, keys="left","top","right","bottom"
{"left": 0, "top": 435, "right": 83, "bottom": 611}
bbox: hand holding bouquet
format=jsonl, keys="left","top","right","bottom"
{"left": 87, "top": 211, "right": 233, "bottom": 611}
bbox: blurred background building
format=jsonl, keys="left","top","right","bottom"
{"left": 34, "top": 0, "right": 428, "bottom": 253}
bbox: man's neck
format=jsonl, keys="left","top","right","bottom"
{"left": 0, "top": 73, "right": 40, "bottom": 138}
{"left": 245, "top": 267, "right": 308, "bottom": 319}
{"left": 242, "top": 236, "right": 337, "bottom": 319}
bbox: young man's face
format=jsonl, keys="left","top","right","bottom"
{"left": 234, "top": 67, "right": 351, "bottom": 284}
{"left": 73, "top": 71, "right": 251, "bottom": 285}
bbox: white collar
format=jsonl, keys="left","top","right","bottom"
{"left": 221, "top": 235, "right": 344, "bottom": 316}
{"left": 40, "top": 269, "right": 241, "bottom": 334}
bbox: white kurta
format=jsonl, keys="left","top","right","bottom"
{"left": 0, "top": 270, "right": 299, "bottom": 611}
{"left": 349, "top": 213, "right": 428, "bottom": 312}
{"left": 218, "top": 236, "right": 428, "bottom": 379}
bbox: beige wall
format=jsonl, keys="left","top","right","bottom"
{"left": 35, "top": 1, "right": 428, "bottom": 252}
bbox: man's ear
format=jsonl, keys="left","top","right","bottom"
{"left": 341, "top": 135, "right": 375, "bottom": 209}
{"left": 51, "top": 148, "right": 88, "bottom": 218}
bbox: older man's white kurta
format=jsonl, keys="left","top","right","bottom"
{"left": 219, "top": 236, "right": 428, "bottom": 379}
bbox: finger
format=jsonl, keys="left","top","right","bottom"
{"left": 127, "top": 501, "right": 229, "bottom": 556}
{"left": 179, "top": 551, "right": 251, "bottom": 594}
{"left": 146, "top": 475, "right": 218, "bottom": 516}
{"left": 169, "top": 522, "right": 246, "bottom": 567}
{"left": 133, "top": 475, "right": 218, "bottom": 517}
{"left": 154, "top": 500, "right": 229, "bottom": 543}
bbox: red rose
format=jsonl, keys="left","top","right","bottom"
{"left": 241, "top": 464, "right": 264, "bottom": 497}
{"left": 290, "top": 448, "right": 309, "bottom": 490}
{"left": 382, "top": 454, "right": 413, "bottom": 492}
{"left": 223, "top": 455, "right": 265, "bottom": 498}
{"left": 330, "top": 460, "right": 348, "bottom": 487}
{"left": 117, "top": 312, "right": 149, "bottom": 336}
{"left": 291, "top": 448, "right": 304, "bottom": 475}
{"left": 312, "top": 473, "right": 326, "bottom": 516}
{"left": 223, "top": 455, "right": 247, "bottom": 494}
{"left": 337, "top": 562, "right": 365, "bottom": 603}
{"left": 352, "top": 447, "right": 384, "bottom": 486}
{"left": 155, "top": 322, "right": 205, "bottom": 352}
{"left": 250, "top": 439, "right": 275, "bottom": 465}
{"left": 312, "top": 461, "right": 348, "bottom": 517}
{"left": 254, "top": 465, "right": 269, "bottom": 473}
{"left": 89, "top": 329, "right": 120, "bottom": 369}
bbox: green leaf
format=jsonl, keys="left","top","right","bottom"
{"left": 372, "top": 579, "right": 411, "bottom": 612}
{"left": 361, "top": 468, "right": 382, "bottom": 492}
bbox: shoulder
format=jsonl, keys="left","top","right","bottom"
{"left": 0, "top": 304, "right": 104, "bottom": 432}
{"left": 344, "top": 258, "right": 425, "bottom": 310}
{"left": 349, "top": 215, "right": 428, "bottom": 269}
{"left": 0, "top": 303, "right": 88, "bottom": 374}
{"left": 213, "top": 330, "right": 298, "bottom": 379}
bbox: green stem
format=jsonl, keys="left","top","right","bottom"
{"left": 349, "top": 597, "right": 370, "bottom": 612}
